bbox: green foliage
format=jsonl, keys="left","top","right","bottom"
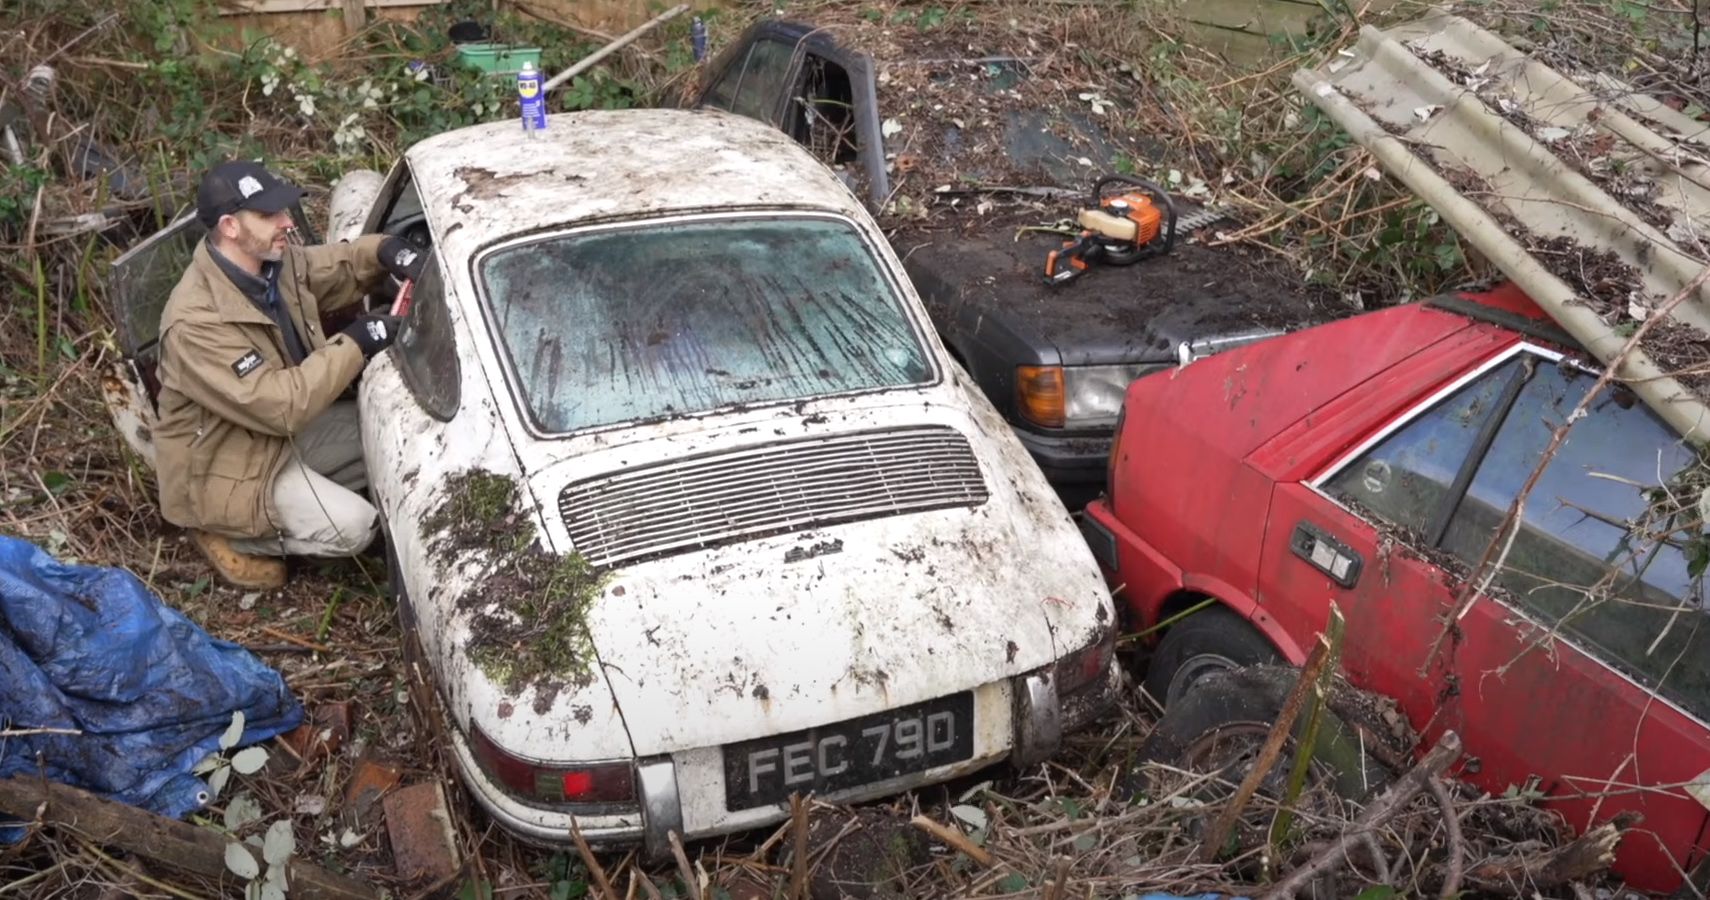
{"left": 0, "top": 166, "right": 47, "bottom": 227}
{"left": 530, "top": 852, "right": 590, "bottom": 900}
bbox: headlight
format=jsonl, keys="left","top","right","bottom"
{"left": 1064, "top": 364, "right": 1164, "bottom": 427}
{"left": 1017, "top": 364, "right": 1163, "bottom": 428}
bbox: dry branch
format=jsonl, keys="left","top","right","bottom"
{"left": 1262, "top": 730, "right": 1464, "bottom": 899}
{"left": 1196, "top": 632, "right": 1334, "bottom": 863}
{"left": 0, "top": 776, "right": 379, "bottom": 900}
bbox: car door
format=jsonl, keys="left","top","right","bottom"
{"left": 105, "top": 204, "right": 318, "bottom": 465}
{"left": 1256, "top": 343, "right": 1710, "bottom": 888}
{"left": 696, "top": 32, "right": 799, "bottom": 129}
{"left": 697, "top": 26, "right": 889, "bottom": 210}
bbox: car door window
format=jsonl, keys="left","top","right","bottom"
{"left": 793, "top": 54, "right": 859, "bottom": 165}
{"left": 1323, "top": 357, "right": 1522, "bottom": 537}
{"left": 1439, "top": 362, "right": 1710, "bottom": 718}
{"left": 704, "top": 38, "right": 797, "bottom": 124}
{"left": 359, "top": 161, "right": 429, "bottom": 249}
{"left": 393, "top": 249, "right": 459, "bottom": 420}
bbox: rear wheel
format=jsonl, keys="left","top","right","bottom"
{"left": 1139, "top": 666, "right": 1396, "bottom": 803}
{"left": 1143, "top": 603, "right": 1281, "bottom": 707}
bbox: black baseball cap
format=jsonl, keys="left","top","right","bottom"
{"left": 196, "top": 160, "right": 303, "bottom": 227}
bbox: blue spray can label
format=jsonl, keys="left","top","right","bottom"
{"left": 691, "top": 17, "right": 708, "bottom": 62}
{"left": 517, "top": 61, "right": 547, "bottom": 137}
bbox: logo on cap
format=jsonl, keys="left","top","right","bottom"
{"left": 238, "top": 175, "right": 264, "bottom": 198}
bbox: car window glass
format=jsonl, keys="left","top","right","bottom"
{"left": 700, "top": 42, "right": 750, "bottom": 111}
{"left": 379, "top": 170, "right": 429, "bottom": 249}
{"left": 1439, "top": 362, "right": 1709, "bottom": 718}
{"left": 730, "top": 39, "right": 797, "bottom": 122}
{"left": 394, "top": 250, "right": 459, "bottom": 420}
{"left": 478, "top": 216, "right": 932, "bottom": 433}
{"left": 1323, "top": 358, "right": 1520, "bottom": 537}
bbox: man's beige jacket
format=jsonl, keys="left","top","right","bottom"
{"left": 155, "top": 235, "right": 386, "bottom": 538}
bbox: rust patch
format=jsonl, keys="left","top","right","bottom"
{"left": 572, "top": 705, "right": 593, "bottom": 725}
{"left": 1006, "top": 640, "right": 1019, "bottom": 663}
{"left": 533, "top": 682, "right": 563, "bottom": 716}
{"left": 751, "top": 683, "right": 770, "bottom": 701}
{"left": 497, "top": 700, "right": 514, "bottom": 719}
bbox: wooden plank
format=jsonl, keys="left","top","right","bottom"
{"left": 217, "top": 0, "right": 437, "bottom": 15}
{"left": 0, "top": 776, "right": 381, "bottom": 900}
{"left": 341, "top": 0, "right": 368, "bottom": 34}
{"left": 1184, "top": 0, "right": 1332, "bottom": 37}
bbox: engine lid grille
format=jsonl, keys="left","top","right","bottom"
{"left": 559, "top": 427, "right": 987, "bottom": 566}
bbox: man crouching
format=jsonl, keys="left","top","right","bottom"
{"left": 155, "top": 160, "right": 423, "bottom": 589}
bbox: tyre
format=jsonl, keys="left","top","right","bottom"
{"left": 1139, "top": 665, "right": 1396, "bottom": 802}
{"left": 1143, "top": 603, "right": 1281, "bottom": 708}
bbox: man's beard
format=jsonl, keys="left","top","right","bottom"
{"left": 238, "top": 221, "right": 284, "bottom": 263}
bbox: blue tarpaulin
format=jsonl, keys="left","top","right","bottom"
{"left": 0, "top": 536, "right": 302, "bottom": 826}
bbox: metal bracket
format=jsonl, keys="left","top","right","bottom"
{"left": 637, "top": 758, "right": 684, "bottom": 864}
{"left": 1011, "top": 671, "right": 1062, "bottom": 768}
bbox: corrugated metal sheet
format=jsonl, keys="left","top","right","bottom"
{"left": 1294, "top": 13, "right": 1710, "bottom": 443}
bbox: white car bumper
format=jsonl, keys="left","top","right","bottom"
{"left": 449, "top": 666, "right": 1110, "bottom": 859}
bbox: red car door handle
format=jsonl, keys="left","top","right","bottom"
{"left": 1289, "top": 521, "right": 1363, "bottom": 588}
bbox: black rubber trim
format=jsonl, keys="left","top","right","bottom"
{"left": 1424, "top": 355, "right": 1535, "bottom": 547}
{"left": 1426, "top": 295, "right": 1579, "bottom": 350}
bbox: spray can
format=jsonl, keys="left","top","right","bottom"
{"left": 691, "top": 17, "right": 708, "bottom": 62}
{"left": 517, "top": 61, "right": 548, "bottom": 138}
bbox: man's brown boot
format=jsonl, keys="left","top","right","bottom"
{"left": 190, "top": 530, "right": 285, "bottom": 590}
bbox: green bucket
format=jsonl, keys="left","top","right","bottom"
{"left": 455, "top": 43, "right": 543, "bottom": 76}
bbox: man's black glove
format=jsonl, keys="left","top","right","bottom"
{"left": 341, "top": 314, "right": 403, "bottom": 359}
{"left": 378, "top": 236, "right": 426, "bottom": 283}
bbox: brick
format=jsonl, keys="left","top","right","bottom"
{"left": 343, "top": 756, "right": 402, "bottom": 821}
{"left": 383, "top": 781, "right": 462, "bottom": 883}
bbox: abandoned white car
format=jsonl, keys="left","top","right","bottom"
{"left": 109, "top": 109, "right": 1117, "bottom": 856}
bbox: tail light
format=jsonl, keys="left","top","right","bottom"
{"left": 1056, "top": 625, "right": 1116, "bottom": 694}
{"left": 1015, "top": 365, "right": 1066, "bottom": 428}
{"left": 468, "top": 725, "right": 636, "bottom": 804}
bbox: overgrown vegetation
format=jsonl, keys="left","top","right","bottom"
{"left": 424, "top": 470, "right": 607, "bottom": 698}
{"left": 5, "top": 0, "right": 1709, "bottom": 896}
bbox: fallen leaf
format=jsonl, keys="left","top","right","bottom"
{"left": 881, "top": 118, "right": 903, "bottom": 138}
{"left": 951, "top": 804, "right": 988, "bottom": 830}
{"left": 231, "top": 746, "right": 269, "bottom": 776}
{"left": 262, "top": 820, "right": 295, "bottom": 866}
{"left": 220, "top": 712, "right": 247, "bottom": 750}
{"left": 225, "top": 792, "right": 264, "bottom": 831}
{"left": 225, "top": 842, "right": 260, "bottom": 880}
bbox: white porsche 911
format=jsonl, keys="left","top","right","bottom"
{"left": 111, "top": 108, "right": 1117, "bottom": 857}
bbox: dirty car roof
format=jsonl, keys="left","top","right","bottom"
{"left": 406, "top": 109, "right": 869, "bottom": 255}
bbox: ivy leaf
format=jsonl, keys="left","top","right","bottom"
{"left": 231, "top": 746, "right": 270, "bottom": 776}
{"left": 996, "top": 873, "right": 1028, "bottom": 892}
{"left": 225, "top": 842, "right": 260, "bottom": 880}
{"left": 1355, "top": 888, "right": 1397, "bottom": 900}
{"left": 262, "top": 820, "right": 296, "bottom": 866}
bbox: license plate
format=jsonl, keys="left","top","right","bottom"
{"left": 723, "top": 692, "right": 975, "bottom": 811}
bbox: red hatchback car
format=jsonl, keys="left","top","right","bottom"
{"left": 1083, "top": 284, "right": 1710, "bottom": 891}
